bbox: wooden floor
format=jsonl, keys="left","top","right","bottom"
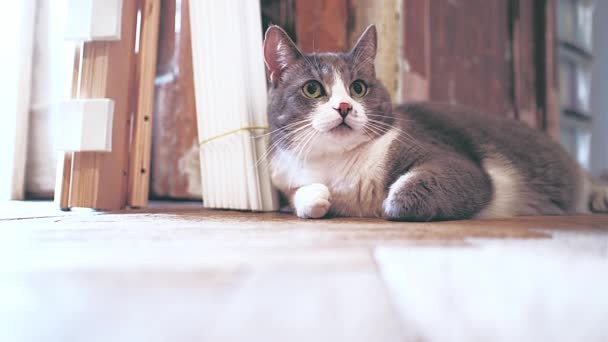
{"left": 1, "top": 201, "right": 608, "bottom": 341}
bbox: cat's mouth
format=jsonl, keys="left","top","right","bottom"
{"left": 330, "top": 122, "right": 353, "bottom": 134}
{"left": 312, "top": 116, "right": 359, "bottom": 135}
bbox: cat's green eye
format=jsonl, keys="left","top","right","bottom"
{"left": 302, "top": 80, "right": 324, "bottom": 98}
{"left": 349, "top": 80, "right": 368, "bottom": 97}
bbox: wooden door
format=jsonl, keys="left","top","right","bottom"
{"left": 401, "top": 0, "right": 558, "bottom": 137}
{"left": 278, "top": 0, "right": 559, "bottom": 137}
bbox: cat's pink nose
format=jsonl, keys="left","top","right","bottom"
{"left": 335, "top": 102, "right": 353, "bottom": 118}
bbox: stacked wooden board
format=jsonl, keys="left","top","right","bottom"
{"left": 189, "top": 0, "right": 278, "bottom": 211}
{"left": 55, "top": 0, "right": 160, "bottom": 210}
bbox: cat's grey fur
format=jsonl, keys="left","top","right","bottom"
{"left": 263, "top": 24, "right": 608, "bottom": 220}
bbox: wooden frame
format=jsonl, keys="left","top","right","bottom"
{"left": 56, "top": 0, "right": 139, "bottom": 210}
{"left": 543, "top": 0, "right": 560, "bottom": 140}
{"left": 128, "top": 0, "right": 161, "bottom": 208}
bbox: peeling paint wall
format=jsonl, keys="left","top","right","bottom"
{"left": 150, "top": 0, "right": 201, "bottom": 200}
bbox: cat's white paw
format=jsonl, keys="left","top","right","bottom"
{"left": 382, "top": 172, "right": 418, "bottom": 219}
{"left": 294, "top": 183, "right": 331, "bottom": 219}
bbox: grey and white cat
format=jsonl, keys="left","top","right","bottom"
{"left": 263, "top": 24, "right": 608, "bottom": 221}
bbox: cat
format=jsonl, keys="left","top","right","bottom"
{"left": 263, "top": 24, "right": 608, "bottom": 221}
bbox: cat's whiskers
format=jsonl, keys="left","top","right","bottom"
{"left": 294, "top": 129, "right": 317, "bottom": 165}
{"left": 361, "top": 127, "right": 377, "bottom": 143}
{"left": 365, "top": 113, "right": 414, "bottom": 123}
{"left": 366, "top": 119, "right": 428, "bottom": 153}
{"left": 364, "top": 125, "right": 422, "bottom": 153}
{"left": 366, "top": 120, "right": 416, "bottom": 145}
{"left": 363, "top": 123, "right": 389, "bottom": 139}
{"left": 287, "top": 128, "right": 317, "bottom": 189}
{"left": 254, "top": 121, "right": 313, "bottom": 168}
{"left": 301, "top": 130, "right": 319, "bottom": 168}
{"left": 367, "top": 118, "right": 413, "bottom": 137}
{"left": 369, "top": 122, "right": 420, "bottom": 146}
{"left": 266, "top": 125, "right": 312, "bottom": 156}
{"left": 252, "top": 119, "right": 312, "bottom": 139}
{"left": 364, "top": 123, "right": 419, "bottom": 151}
{"left": 254, "top": 134, "right": 291, "bottom": 168}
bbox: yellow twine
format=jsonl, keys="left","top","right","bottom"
{"left": 199, "top": 126, "right": 269, "bottom": 146}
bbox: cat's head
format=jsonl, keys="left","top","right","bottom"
{"left": 263, "top": 25, "right": 393, "bottom": 156}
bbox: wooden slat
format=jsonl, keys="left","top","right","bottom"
{"left": 511, "top": 0, "right": 541, "bottom": 129}
{"left": 348, "top": 0, "right": 401, "bottom": 101}
{"left": 543, "top": 0, "right": 560, "bottom": 140}
{"left": 69, "top": 0, "right": 139, "bottom": 210}
{"left": 511, "top": 0, "right": 559, "bottom": 135}
{"left": 54, "top": 45, "right": 82, "bottom": 209}
{"left": 128, "top": 0, "right": 161, "bottom": 208}
{"left": 54, "top": 152, "right": 73, "bottom": 210}
{"left": 401, "top": 0, "right": 431, "bottom": 101}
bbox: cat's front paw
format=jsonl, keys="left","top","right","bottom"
{"left": 382, "top": 172, "right": 434, "bottom": 221}
{"left": 294, "top": 183, "right": 331, "bottom": 219}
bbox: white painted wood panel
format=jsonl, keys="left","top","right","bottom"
{"left": 0, "top": 0, "right": 37, "bottom": 200}
{"left": 56, "top": 99, "right": 114, "bottom": 152}
{"left": 27, "top": 0, "right": 77, "bottom": 198}
{"left": 190, "top": 0, "right": 279, "bottom": 211}
{"left": 65, "top": 0, "right": 123, "bottom": 41}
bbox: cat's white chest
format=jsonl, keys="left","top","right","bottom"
{"left": 325, "top": 162, "right": 386, "bottom": 217}
{"left": 271, "top": 130, "right": 397, "bottom": 217}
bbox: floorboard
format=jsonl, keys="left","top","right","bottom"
{"left": 1, "top": 201, "right": 607, "bottom": 341}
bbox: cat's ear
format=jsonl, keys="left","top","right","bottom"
{"left": 350, "top": 25, "right": 377, "bottom": 70}
{"left": 264, "top": 25, "right": 303, "bottom": 87}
